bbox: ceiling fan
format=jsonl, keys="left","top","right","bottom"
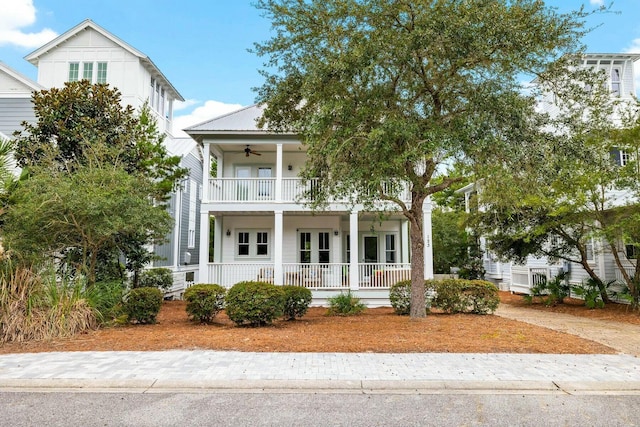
{"left": 244, "top": 145, "right": 262, "bottom": 157}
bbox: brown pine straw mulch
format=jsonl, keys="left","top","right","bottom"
{"left": 1, "top": 292, "right": 638, "bottom": 355}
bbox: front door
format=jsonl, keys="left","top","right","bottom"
{"left": 364, "top": 236, "right": 378, "bottom": 264}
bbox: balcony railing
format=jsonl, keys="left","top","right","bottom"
{"left": 207, "top": 177, "right": 411, "bottom": 204}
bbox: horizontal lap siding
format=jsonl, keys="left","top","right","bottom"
{"left": 0, "top": 98, "right": 35, "bottom": 136}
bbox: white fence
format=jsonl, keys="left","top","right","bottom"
{"left": 510, "top": 266, "right": 550, "bottom": 294}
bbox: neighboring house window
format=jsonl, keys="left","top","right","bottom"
{"left": 187, "top": 180, "right": 197, "bottom": 249}
{"left": 611, "top": 68, "right": 621, "bottom": 96}
{"left": 620, "top": 150, "right": 630, "bottom": 166}
{"left": 625, "top": 243, "right": 638, "bottom": 259}
{"left": 68, "top": 63, "right": 79, "bottom": 82}
{"left": 82, "top": 62, "right": 93, "bottom": 81}
{"left": 150, "top": 78, "right": 156, "bottom": 107}
{"left": 585, "top": 242, "right": 594, "bottom": 261}
{"left": 155, "top": 81, "right": 160, "bottom": 111}
{"left": 97, "top": 62, "right": 107, "bottom": 83}
{"left": 160, "top": 88, "right": 165, "bottom": 117}
{"left": 385, "top": 234, "right": 397, "bottom": 263}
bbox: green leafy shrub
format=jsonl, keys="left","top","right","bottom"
{"left": 389, "top": 280, "right": 432, "bottom": 315}
{"left": 524, "top": 272, "right": 570, "bottom": 306}
{"left": 87, "top": 280, "right": 125, "bottom": 324}
{"left": 461, "top": 280, "right": 500, "bottom": 314}
{"left": 431, "top": 279, "right": 466, "bottom": 313}
{"left": 572, "top": 279, "right": 606, "bottom": 309}
{"left": 124, "top": 287, "right": 163, "bottom": 324}
{"left": 184, "top": 284, "right": 226, "bottom": 323}
{"left": 225, "top": 281, "right": 285, "bottom": 326}
{"left": 327, "top": 291, "right": 366, "bottom": 316}
{"left": 282, "top": 285, "right": 312, "bottom": 320}
{"left": 137, "top": 268, "right": 173, "bottom": 291}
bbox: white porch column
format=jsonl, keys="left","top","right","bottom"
{"left": 198, "top": 212, "right": 210, "bottom": 283}
{"left": 275, "top": 143, "right": 283, "bottom": 201}
{"left": 274, "top": 210, "right": 283, "bottom": 285}
{"left": 423, "top": 198, "right": 434, "bottom": 279}
{"left": 349, "top": 211, "right": 359, "bottom": 290}
{"left": 401, "top": 218, "right": 410, "bottom": 263}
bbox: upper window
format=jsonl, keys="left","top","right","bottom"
{"left": 611, "top": 68, "right": 621, "bottom": 96}
{"left": 68, "top": 63, "right": 79, "bottom": 82}
{"left": 82, "top": 63, "right": 93, "bottom": 81}
{"left": 97, "top": 62, "right": 107, "bottom": 84}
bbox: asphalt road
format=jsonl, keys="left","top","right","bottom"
{"left": 1, "top": 391, "right": 638, "bottom": 427}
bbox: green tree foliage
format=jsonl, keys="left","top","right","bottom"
{"left": 3, "top": 165, "right": 172, "bottom": 285}
{"left": 12, "top": 81, "right": 185, "bottom": 201}
{"left": 254, "top": 0, "right": 594, "bottom": 317}
{"left": 432, "top": 209, "right": 468, "bottom": 275}
{"left": 475, "top": 61, "right": 640, "bottom": 310}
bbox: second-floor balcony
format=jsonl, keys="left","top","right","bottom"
{"left": 206, "top": 177, "right": 412, "bottom": 205}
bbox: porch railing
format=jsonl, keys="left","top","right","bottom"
{"left": 206, "top": 262, "right": 410, "bottom": 289}
{"left": 510, "top": 266, "right": 550, "bottom": 294}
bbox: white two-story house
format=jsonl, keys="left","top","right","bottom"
{"left": 463, "top": 53, "right": 640, "bottom": 294}
{"left": 186, "top": 104, "right": 434, "bottom": 306}
{"left": 1, "top": 20, "right": 201, "bottom": 294}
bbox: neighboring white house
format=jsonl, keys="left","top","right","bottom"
{"left": 185, "top": 104, "right": 434, "bottom": 306}
{"left": 0, "top": 20, "right": 201, "bottom": 293}
{"left": 462, "top": 53, "right": 640, "bottom": 294}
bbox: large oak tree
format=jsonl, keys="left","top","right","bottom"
{"left": 253, "top": 0, "right": 595, "bottom": 317}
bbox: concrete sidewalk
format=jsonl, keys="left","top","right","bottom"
{"left": 1, "top": 351, "right": 639, "bottom": 394}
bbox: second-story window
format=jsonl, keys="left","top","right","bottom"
{"left": 68, "top": 63, "right": 79, "bottom": 82}
{"left": 97, "top": 62, "right": 107, "bottom": 83}
{"left": 611, "top": 68, "right": 621, "bottom": 96}
{"left": 82, "top": 63, "right": 93, "bottom": 81}
{"left": 150, "top": 77, "right": 156, "bottom": 107}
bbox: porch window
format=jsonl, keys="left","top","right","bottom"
{"left": 238, "top": 232, "right": 250, "bottom": 256}
{"left": 318, "top": 232, "right": 330, "bottom": 263}
{"left": 68, "top": 63, "right": 79, "bottom": 82}
{"left": 385, "top": 234, "right": 397, "bottom": 263}
{"left": 300, "top": 232, "right": 311, "bottom": 263}
{"left": 257, "top": 232, "right": 268, "bottom": 256}
{"left": 585, "top": 242, "right": 594, "bottom": 261}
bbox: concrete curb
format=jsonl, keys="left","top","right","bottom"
{"left": 2, "top": 378, "right": 640, "bottom": 395}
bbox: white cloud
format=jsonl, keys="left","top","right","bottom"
{"left": 590, "top": 0, "right": 604, "bottom": 6}
{"left": 0, "top": 0, "right": 57, "bottom": 48}
{"left": 173, "top": 99, "right": 199, "bottom": 112}
{"left": 172, "top": 100, "right": 244, "bottom": 138}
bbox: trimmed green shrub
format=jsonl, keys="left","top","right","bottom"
{"left": 431, "top": 278, "right": 499, "bottom": 314}
{"left": 462, "top": 280, "right": 500, "bottom": 314}
{"left": 327, "top": 291, "right": 366, "bottom": 316}
{"left": 184, "top": 284, "right": 226, "bottom": 323}
{"left": 389, "top": 280, "right": 433, "bottom": 315}
{"left": 124, "top": 287, "right": 163, "bottom": 324}
{"left": 137, "top": 268, "right": 173, "bottom": 291}
{"left": 282, "top": 285, "right": 312, "bottom": 320}
{"left": 225, "top": 281, "right": 285, "bottom": 326}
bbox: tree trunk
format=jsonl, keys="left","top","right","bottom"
{"left": 578, "top": 259, "right": 610, "bottom": 303}
{"left": 408, "top": 192, "right": 426, "bottom": 319}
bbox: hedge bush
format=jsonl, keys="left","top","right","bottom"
{"left": 124, "top": 287, "right": 163, "bottom": 324}
{"left": 184, "top": 284, "right": 226, "bottom": 323}
{"left": 225, "top": 281, "right": 285, "bottom": 326}
{"left": 137, "top": 268, "right": 173, "bottom": 291}
{"left": 327, "top": 291, "right": 366, "bottom": 316}
{"left": 389, "top": 279, "right": 499, "bottom": 315}
{"left": 282, "top": 285, "right": 313, "bottom": 320}
{"left": 389, "top": 280, "right": 433, "bottom": 315}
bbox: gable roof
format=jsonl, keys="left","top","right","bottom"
{"left": 0, "top": 61, "right": 43, "bottom": 93}
{"left": 24, "top": 19, "right": 183, "bottom": 101}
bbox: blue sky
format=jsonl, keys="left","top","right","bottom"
{"left": 1, "top": 0, "right": 639, "bottom": 135}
